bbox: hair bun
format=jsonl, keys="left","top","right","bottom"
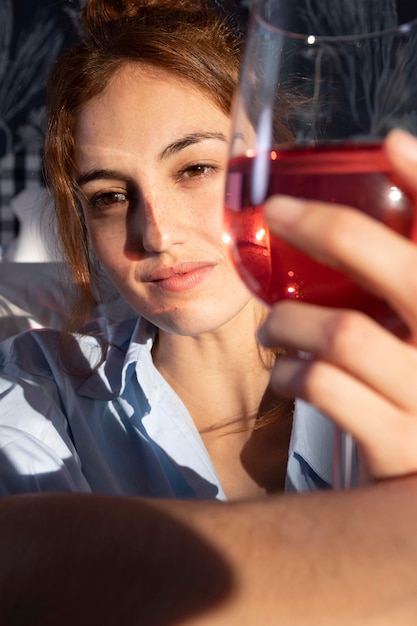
{"left": 82, "top": 0, "right": 210, "bottom": 27}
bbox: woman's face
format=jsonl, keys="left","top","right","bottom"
{"left": 74, "top": 64, "right": 255, "bottom": 336}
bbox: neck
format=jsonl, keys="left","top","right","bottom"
{"left": 152, "top": 303, "right": 272, "bottom": 433}
{"left": 151, "top": 303, "right": 293, "bottom": 499}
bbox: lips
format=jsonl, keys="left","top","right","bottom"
{"left": 144, "top": 261, "right": 217, "bottom": 292}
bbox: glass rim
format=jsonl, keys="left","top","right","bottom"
{"left": 254, "top": 11, "right": 417, "bottom": 43}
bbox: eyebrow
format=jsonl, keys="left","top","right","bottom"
{"left": 76, "top": 169, "right": 135, "bottom": 187}
{"left": 76, "top": 132, "right": 228, "bottom": 187}
{"left": 158, "top": 132, "right": 228, "bottom": 160}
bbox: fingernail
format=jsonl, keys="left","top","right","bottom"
{"left": 264, "top": 195, "right": 306, "bottom": 228}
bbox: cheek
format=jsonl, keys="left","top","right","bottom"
{"left": 195, "top": 193, "right": 226, "bottom": 239}
{"left": 86, "top": 219, "right": 129, "bottom": 271}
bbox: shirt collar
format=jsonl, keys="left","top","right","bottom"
{"left": 75, "top": 316, "right": 155, "bottom": 400}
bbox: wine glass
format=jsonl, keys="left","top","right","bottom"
{"left": 224, "top": 0, "right": 417, "bottom": 488}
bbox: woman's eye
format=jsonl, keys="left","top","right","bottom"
{"left": 180, "top": 164, "right": 214, "bottom": 179}
{"left": 91, "top": 191, "right": 127, "bottom": 207}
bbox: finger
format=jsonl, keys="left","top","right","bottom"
{"left": 259, "top": 301, "right": 417, "bottom": 412}
{"left": 263, "top": 194, "right": 417, "bottom": 335}
{"left": 269, "top": 354, "right": 417, "bottom": 479}
{"left": 385, "top": 130, "right": 417, "bottom": 194}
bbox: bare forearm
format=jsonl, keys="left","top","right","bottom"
{"left": 0, "top": 493, "right": 230, "bottom": 626}
{"left": 1, "top": 481, "right": 417, "bottom": 625}
{"left": 170, "top": 481, "right": 417, "bottom": 625}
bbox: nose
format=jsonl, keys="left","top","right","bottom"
{"left": 136, "top": 190, "right": 187, "bottom": 254}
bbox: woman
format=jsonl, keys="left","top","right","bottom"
{"left": 0, "top": 0, "right": 297, "bottom": 499}
{"left": 2, "top": 1, "right": 417, "bottom": 624}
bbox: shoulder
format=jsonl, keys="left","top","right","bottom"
{"left": 0, "top": 316, "right": 140, "bottom": 383}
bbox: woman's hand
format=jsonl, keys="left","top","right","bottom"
{"left": 258, "top": 130, "right": 417, "bottom": 480}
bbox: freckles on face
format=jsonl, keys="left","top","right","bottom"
{"left": 74, "top": 65, "right": 230, "bottom": 240}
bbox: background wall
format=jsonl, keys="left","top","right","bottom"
{"left": 0, "top": 0, "right": 84, "bottom": 249}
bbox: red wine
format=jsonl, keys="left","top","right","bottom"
{"left": 224, "top": 143, "right": 415, "bottom": 325}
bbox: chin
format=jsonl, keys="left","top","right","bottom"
{"left": 144, "top": 295, "right": 257, "bottom": 337}
{"left": 147, "top": 312, "right": 226, "bottom": 336}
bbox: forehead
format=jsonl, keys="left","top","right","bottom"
{"left": 74, "top": 64, "right": 230, "bottom": 157}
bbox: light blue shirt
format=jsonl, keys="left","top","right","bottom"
{"left": 0, "top": 316, "right": 335, "bottom": 497}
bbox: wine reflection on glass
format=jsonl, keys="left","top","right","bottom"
{"left": 224, "top": 0, "right": 417, "bottom": 489}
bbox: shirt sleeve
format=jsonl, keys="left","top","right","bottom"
{"left": 0, "top": 370, "right": 91, "bottom": 495}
